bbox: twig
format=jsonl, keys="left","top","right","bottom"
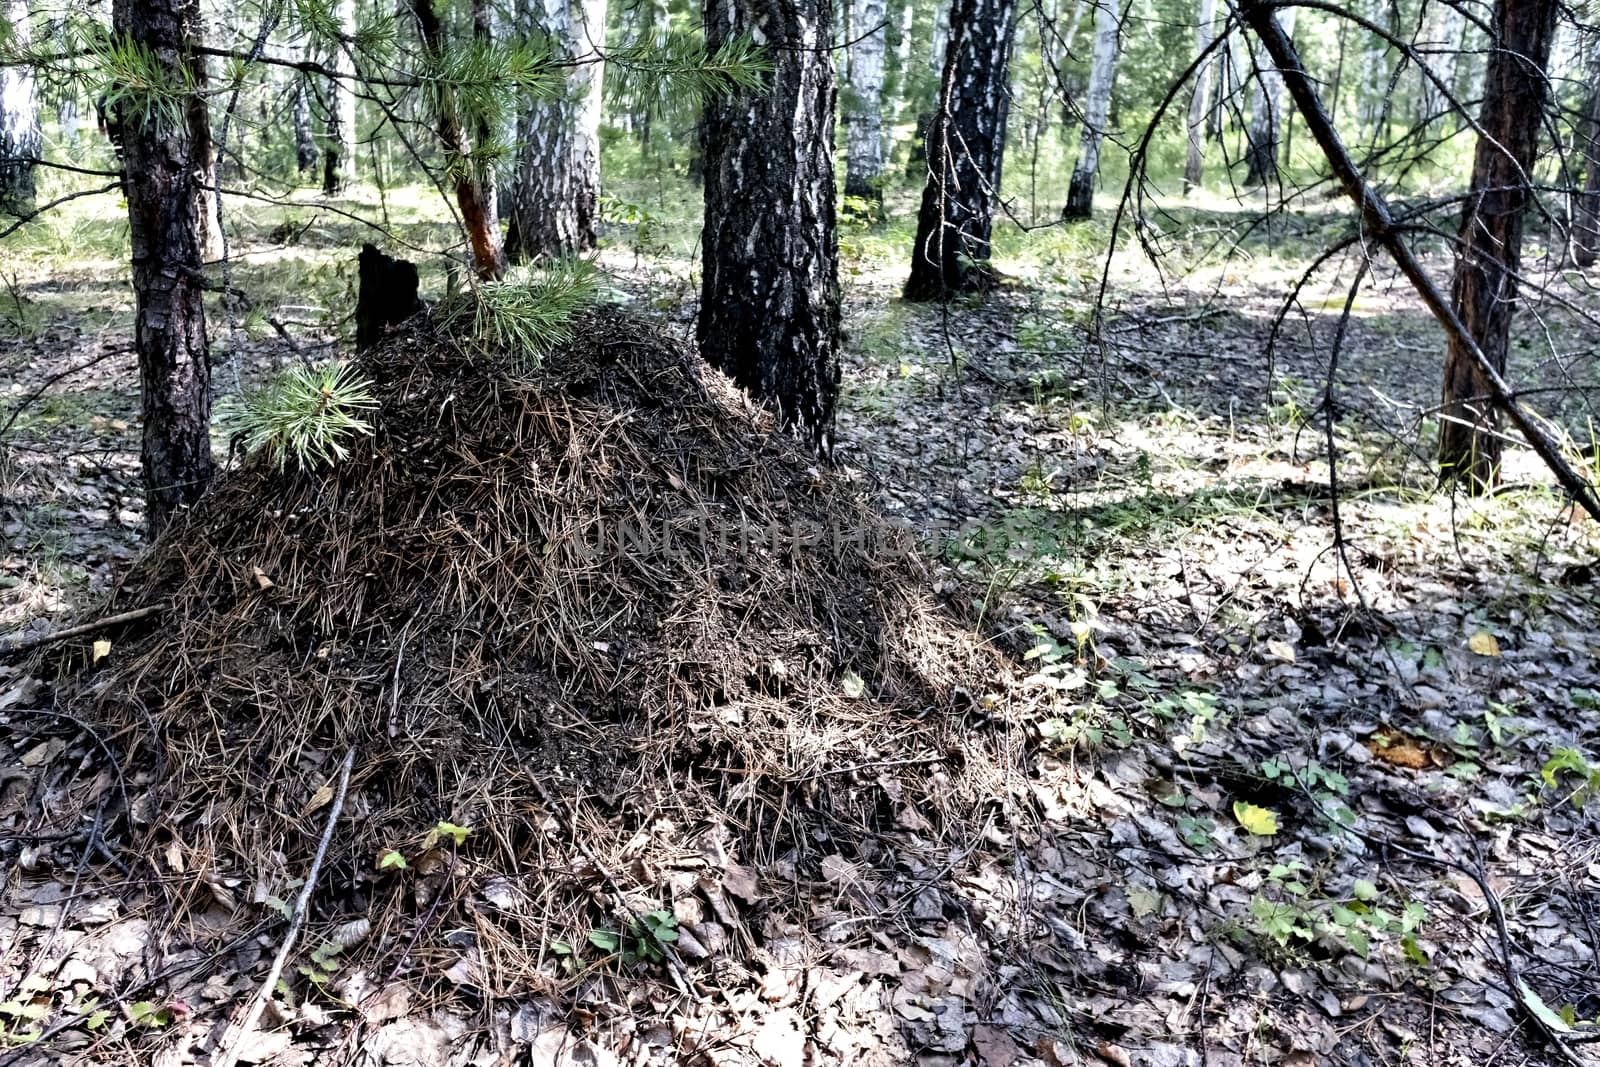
{"left": 212, "top": 748, "right": 355, "bottom": 1067}
{"left": 0, "top": 606, "right": 165, "bottom": 658}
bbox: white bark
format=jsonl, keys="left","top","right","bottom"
{"left": 0, "top": 0, "right": 40, "bottom": 216}
{"left": 844, "top": 0, "right": 886, "bottom": 200}
{"left": 1063, "top": 0, "right": 1121, "bottom": 219}
{"left": 506, "top": 0, "right": 606, "bottom": 258}
{"left": 1182, "top": 0, "right": 1216, "bottom": 194}
{"left": 1417, "top": 2, "right": 1464, "bottom": 125}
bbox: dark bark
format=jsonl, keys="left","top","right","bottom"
{"left": 320, "top": 0, "right": 355, "bottom": 194}
{"left": 1233, "top": 1, "right": 1599, "bottom": 524}
{"left": 356, "top": 244, "right": 422, "bottom": 350}
{"left": 109, "top": 0, "right": 215, "bottom": 533}
{"left": 903, "top": 0, "right": 1018, "bottom": 299}
{"left": 1438, "top": 0, "right": 1558, "bottom": 489}
{"left": 294, "top": 72, "right": 318, "bottom": 176}
{"left": 699, "top": 0, "right": 841, "bottom": 449}
{"left": 410, "top": 0, "right": 506, "bottom": 279}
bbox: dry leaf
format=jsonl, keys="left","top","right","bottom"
{"left": 164, "top": 839, "right": 185, "bottom": 873}
{"left": 1468, "top": 630, "right": 1501, "bottom": 657}
{"left": 301, "top": 781, "right": 335, "bottom": 817}
{"left": 251, "top": 566, "right": 275, "bottom": 590}
{"left": 92, "top": 638, "right": 111, "bottom": 664}
{"left": 1265, "top": 639, "right": 1296, "bottom": 662}
{"left": 1367, "top": 727, "right": 1433, "bottom": 770}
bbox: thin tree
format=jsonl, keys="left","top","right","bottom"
{"left": 700, "top": 0, "right": 841, "bottom": 447}
{"left": 106, "top": 0, "right": 216, "bottom": 532}
{"left": 904, "top": 0, "right": 1020, "bottom": 297}
{"left": 1062, "top": 0, "right": 1120, "bottom": 220}
{"left": 1438, "top": 0, "right": 1559, "bottom": 489}
{"left": 1242, "top": 5, "right": 1295, "bottom": 187}
{"left": 844, "top": 0, "right": 887, "bottom": 205}
{"left": 1573, "top": 38, "right": 1600, "bottom": 269}
{"left": 322, "top": 0, "right": 356, "bottom": 194}
{"left": 505, "top": 0, "right": 607, "bottom": 259}
{"left": 1182, "top": 0, "right": 1216, "bottom": 195}
{"left": 0, "top": 0, "right": 40, "bottom": 216}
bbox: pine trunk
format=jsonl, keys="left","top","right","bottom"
{"left": 1243, "top": 7, "right": 1295, "bottom": 186}
{"left": 1062, "top": 0, "right": 1119, "bottom": 220}
{"left": 699, "top": 0, "right": 841, "bottom": 448}
{"left": 1438, "top": 0, "right": 1559, "bottom": 489}
{"left": 1, "top": 0, "right": 40, "bottom": 217}
{"left": 1182, "top": 0, "right": 1215, "bottom": 195}
{"left": 843, "top": 0, "right": 886, "bottom": 203}
{"left": 904, "top": 0, "right": 1018, "bottom": 297}
{"left": 293, "top": 69, "right": 318, "bottom": 176}
{"left": 505, "top": 0, "right": 607, "bottom": 259}
{"left": 322, "top": 0, "right": 356, "bottom": 195}
{"left": 109, "top": 0, "right": 215, "bottom": 533}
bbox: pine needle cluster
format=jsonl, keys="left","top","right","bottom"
{"left": 460, "top": 259, "right": 601, "bottom": 367}
{"left": 222, "top": 361, "right": 378, "bottom": 470}
{"left": 606, "top": 30, "right": 770, "bottom": 123}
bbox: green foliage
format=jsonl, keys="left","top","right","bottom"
{"left": 221, "top": 361, "right": 378, "bottom": 471}
{"left": 606, "top": 30, "right": 770, "bottom": 123}
{"left": 1246, "top": 862, "right": 1427, "bottom": 964}
{"left": 586, "top": 909, "right": 680, "bottom": 966}
{"left": 1539, "top": 747, "right": 1600, "bottom": 809}
{"left": 460, "top": 259, "right": 600, "bottom": 365}
{"left": 80, "top": 24, "right": 198, "bottom": 132}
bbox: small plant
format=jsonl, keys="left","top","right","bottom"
{"left": 463, "top": 259, "right": 599, "bottom": 364}
{"left": 1246, "top": 863, "right": 1427, "bottom": 963}
{"left": 585, "top": 909, "right": 680, "bottom": 967}
{"left": 222, "top": 361, "right": 377, "bottom": 470}
{"left": 1540, "top": 747, "right": 1600, "bottom": 809}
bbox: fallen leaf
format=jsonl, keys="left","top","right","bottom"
{"left": 1265, "top": 640, "right": 1296, "bottom": 662}
{"left": 1468, "top": 630, "right": 1501, "bottom": 657}
{"left": 1232, "top": 800, "right": 1278, "bottom": 836}
{"left": 1367, "top": 727, "right": 1435, "bottom": 770}
{"left": 973, "top": 1024, "right": 1022, "bottom": 1067}
{"left": 301, "top": 781, "right": 335, "bottom": 817}
{"left": 252, "top": 566, "right": 275, "bottom": 591}
{"left": 92, "top": 638, "right": 111, "bottom": 663}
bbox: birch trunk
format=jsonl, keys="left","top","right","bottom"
{"left": 0, "top": 0, "right": 40, "bottom": 216}
{"left": 699, "top": 0, "right": 841, "bottom": 448}
{"left": 904, "top": 0, "right": 1019, "bottom": 295}
{"left": 506, "top": 0, "right": 606, "bottom": 258}
{"left": 322, "top": 0, "right": 356, "bottom": 194}
{"left": 844, "top": 0, "right": 887, "bottom": 202}
{"left": 1243, "top": 6, "right": 1295, "bottom": 186}
{"left": 1062, "top": 0, "right": 1120, "bottom": 220}
{"left": 1182, "top": 0, "right": 1215, "bottom": 195}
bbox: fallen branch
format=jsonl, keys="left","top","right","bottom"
{"left": 1239, "top": 0, "right": 1600, "bottom": 525}
{"left": 211, "top": 748, "right": 356, "bottom": 1067}
{"left": 0, "top": 606, "right": 165, "bottom": 659}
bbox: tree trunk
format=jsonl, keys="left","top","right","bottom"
{"left": 1573, "top": 49, "right": 1600, "bottom": 268}
{"left": 109, "top": 0, "right": 215, "bottom": 533}
{"left": 1243, "top": 7, "right": 1295, "bottom": 187}
{"left": 699, "top": 0, "right": 841, "bottom": 449}
{"left": 411, "top": 0, "right": 506, "bottom": 279}
{"left": 904, "top": 0, "right": 948, "bottom": 176}
{"left": 1061, "top": 0, "right": 1120, "bottom": 221}
{"left": 1357, "top": 0, "right": 1387, "bottom": 138}
{"left": 293, "top": 69, "right": 318, "bottom": 177}
{"left": 0, "top": 0, "right": 40, "bottom": 217}
{"left": 843, "top": 0, "right": 886, "bottom": 203}
{"left": 505, "top": 0, "right": 607, "bottom": 259}
{"left": 322, "top": 0, "right": 356, "bottom": 195}
{"left": 1417, "top": 3, "right": 1463, "bottom": 128}
{"left": 1182, "top": 0, "right": 1215, "bottom": 195}
{"left": 1438, "top": 0, "right": 1559, "bottom": 489}
{"left": 903, "top": 0, "right": 1018, "bottom": 297}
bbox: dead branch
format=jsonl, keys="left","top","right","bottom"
{"left": 0, "top": 606, "right": 165, "bottom": 659}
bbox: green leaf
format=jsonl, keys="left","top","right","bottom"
{"left": 588, "top": 929, "right": 620, "bottom": 953}
{"left": 84, "top": 1010, "right": 109, "bottom": 1030}
{"left": 840, "top": 671, "right": 865, "bottom": 699}
{"left": 1352, "top": 879, "right": 1379, "bottom": 902}
{"left": 1518, "top": 979, "right": 1572, "bottom": 1033}
{"left": 378, "top": 849, "right": 408, "bottom": 870}
{"left": 434, "top": 821, "right": 471, "bottom": 846}
{"left": 1232, "top": 800, "right": 1279, "bottom": 836}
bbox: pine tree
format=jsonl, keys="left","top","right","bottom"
{"left": 903, "top": 0, "right": 1019, "bottom": 298}
{"left": 1439, "top": 0, "right": 1559, "bottom": 488}
{"left": 699, "top": 0, "right": 841, "bottom": 447}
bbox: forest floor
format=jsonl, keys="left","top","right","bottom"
{"left": 3, "top": 175, "right": 1600, "bottom": 1067}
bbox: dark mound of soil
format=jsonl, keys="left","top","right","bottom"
{"left": 63, "top": 308, "right": 1014, "bottom": 999}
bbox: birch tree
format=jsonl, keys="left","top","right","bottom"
{"left": 843, "top": 0, "right": 886, "bottom": 204}
{"left": 322, "top": 0, "right": 356, "bottom": 195}
{"left": 0, "top": 0, "right": 40, "bottom": 216}
{"left": 699, "top": 0, "right": 841, "bottom": 447}
{"left": 1242, "top": 6, "right": 1295, "bottom": 186}
{"left": 904, "top": 0, "right": 1019, "bottom": 296}
{"left": 505, "top": 0, "right": 607, "bottom": 258}
{"left": 1062, "top": 0, "right": 1120, "bottom": 220}
{"left": 1182, "top": 0, "right": 1215, "bottom": 195}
